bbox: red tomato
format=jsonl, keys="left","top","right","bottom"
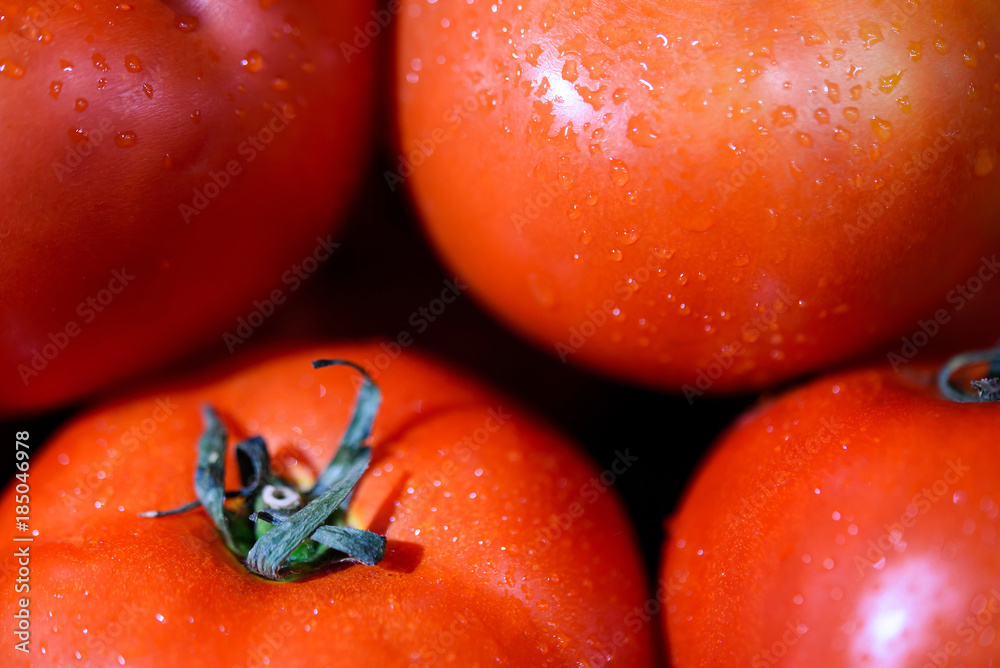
{"left": 0, "top": 343, "right": 655, "bottom": 666}
{"left": 661, "top": 362, "right": 1000, "bottom": 666}
{"left": 0, "top": 1, "right": 376, "bottom": 413}
{"left": 396, "top": 0, "right": 1000, "bottom": 393}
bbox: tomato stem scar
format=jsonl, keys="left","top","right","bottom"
{"left": 140, "top": 359, "right": 387, "bottom": 580}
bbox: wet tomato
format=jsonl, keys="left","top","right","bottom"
{"left": 396, "top": 0, "right": 1000, "bottom": 394}
{"left": 0, "top": 343, "right": 655, "bottom": 667}
{"left": 0, "top": 1, "right": 376, "bottom": 413}
{"left": 662, "top": 362, "right": 1000, "bottom": 666}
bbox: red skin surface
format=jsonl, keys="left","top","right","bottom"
{"left": 0, "top": 0, "right": 375, "bottom": 413}
{"left": 396, "top": 0, "right": 1000, "bottom": 393}
{"left": 661, "top": 365, "right": 1000, "bottom": 667}
{"left": 0, "top": 343, "right": 656, "bottom": 667}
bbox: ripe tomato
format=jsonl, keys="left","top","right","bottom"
{"left": 0, "top": 1, "right": 376, "bottom": 413}
{"left": 0, "top": 343, "right": 655, "bottom": 666}
{"left": 396, "top": 0, "right": 1000, "bottom": 393}
{"left": 661, "top": 363, "right": 1000, "bottom": 666}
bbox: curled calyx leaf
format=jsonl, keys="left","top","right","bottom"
{"left": 937, "top": 344, "right": 1000, "bottom": 403}
{"left": 140, "top": 359, "right": 387, "bottom": 580}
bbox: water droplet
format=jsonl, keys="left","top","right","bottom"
{"left": 627, "top": 113, "right": 659, "bottom": 147}
{"left": 74, "top": 98, "right": 88, "bottom": 112}
{"left": 842, "top": 107, "right": 859, "bottom": 123}
{"left": 92, "top": 53, "right": 109, "bottom": 71}
{"left": 733, "top": 255, "right": 750, "bottom": 266}
{"left": 525, "top": 44, "right": 542, "bottom": 66}
{"left": 557, "top": 171, "right": 574, "bottom": 190}
{"left": 68, "top": 127, "right": 88, "bottom": 143}
{"left": 879, "top": 71, "right": 903, "bottom": 94}
{"left": 566, "top": 204, "right": 581, "bottom": 220}
{"left": 613, "top": 87, "right": 628, "bottom": 104}
{"left": 561, "top": 60, "right": 578, "bottom": 82}
{"left": 962, "top": 49, "right": 978, "bottom": 68}
{"left": 933, "top": 37, "right": 948, "bottom": 55}
{"left": 609, "top": 159, "right": 629, "bottom": 186}
{"left": 271, "top": 77, "right": 289, "bottom": 91}
{"left": 114, "top": 131, "right": 137, "bottom": 148}
{"left": 142, "top": 83, "right": 153, "bottom": 98}
{"left": 798, "top": 132, "right": 813, "bottom": 147}
{"left": 124, "top": 54, "right": 143, "bottom": 73}
{"left": 241, "top": 50, "right": 264, "bottom": 73}
{"left": 584, "top": 192, "right": 598, "bottom": 206}
{"left": 850, "top": 85, "right": 863, "bottom": 101}
{"left": 616, "top": 228, "right": 639, "bottom": 245}
{"left": 814, "top": 108, "right": 830, "bottom": 124}
{"left": 579, "top": 230, "right": 593, "bottom": 245}
{"left": 907, "top": 41, "right": 923, "bottom": 61}
{"left": 833, "top": 126, "right": 851, "bottom": 143}
{"left": 772, "top": 106, "right": 797, "bottom": 127}
{"left": 174, "top": 14, "right": 199, "bottom": 32}
{"left": 832, "top": 48, "right": 845, "bottom": 60}
{"left": 609, "top": 248, "right": 623, "bottom": 262}
{"left": 858, "top": 20, "right": 883, "bottom": 48}
{"left": 798, "top": 22, "right": 828, "bottom": 46}
{"left": 0, "top": 59, "right": 25, "bottom": 78}
{"left": 897, "top": 96, "right": 911, "bottom": 114}
{"left": 50, "top": 81, "right": 63, "bottom": 99}
{"left": 825, "top": 81, "right": 840, "bottom": 103}
{"left": 871, "top": 117, "right": 893, "bottom": 142}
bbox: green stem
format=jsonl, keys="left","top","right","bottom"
{"left": 140, "top": 359, "right": 386, "bottom": 580}
{"left": 937, "top": 345, "right": 1000, "bottom": 402}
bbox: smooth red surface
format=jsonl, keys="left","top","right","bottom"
{"left": 397, "top": 0, "right": 1000, "bottom": 393}
{"left": 662, "top": 365, "right": 1000, "bottom": 666}
{"left": 0, "top": 0, "right": 375, "bottom": 413}
{"left": 0, "top": 343, "right": 655, "bottom": 667}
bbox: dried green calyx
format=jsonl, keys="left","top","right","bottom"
{"left": 140, "top": 359, "right": 386, "bottom": 580}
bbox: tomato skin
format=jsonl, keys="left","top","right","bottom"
{"left": 0, "top": 343, "right": 655, "bottom": 667}
{"left": 397, "top": 0, "right": 1000, "bottom": 392}
{"left": 0, "top": 1, "right": 376, "bottom": 413}
{"left": 661, "top": 365, "right": 1000, "bottom": 667}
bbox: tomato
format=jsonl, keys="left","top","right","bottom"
{"left": 0, "top": 343, "right": 655, "bottom": 666}
{"left": 0, "top": 1, "right": 376, "bottom": 413}
{"left": 661, "top": 361, "right": 1000, "bottom": 666}
{"left": 395, "top": 0, "right": 1000, "bottom": 394}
